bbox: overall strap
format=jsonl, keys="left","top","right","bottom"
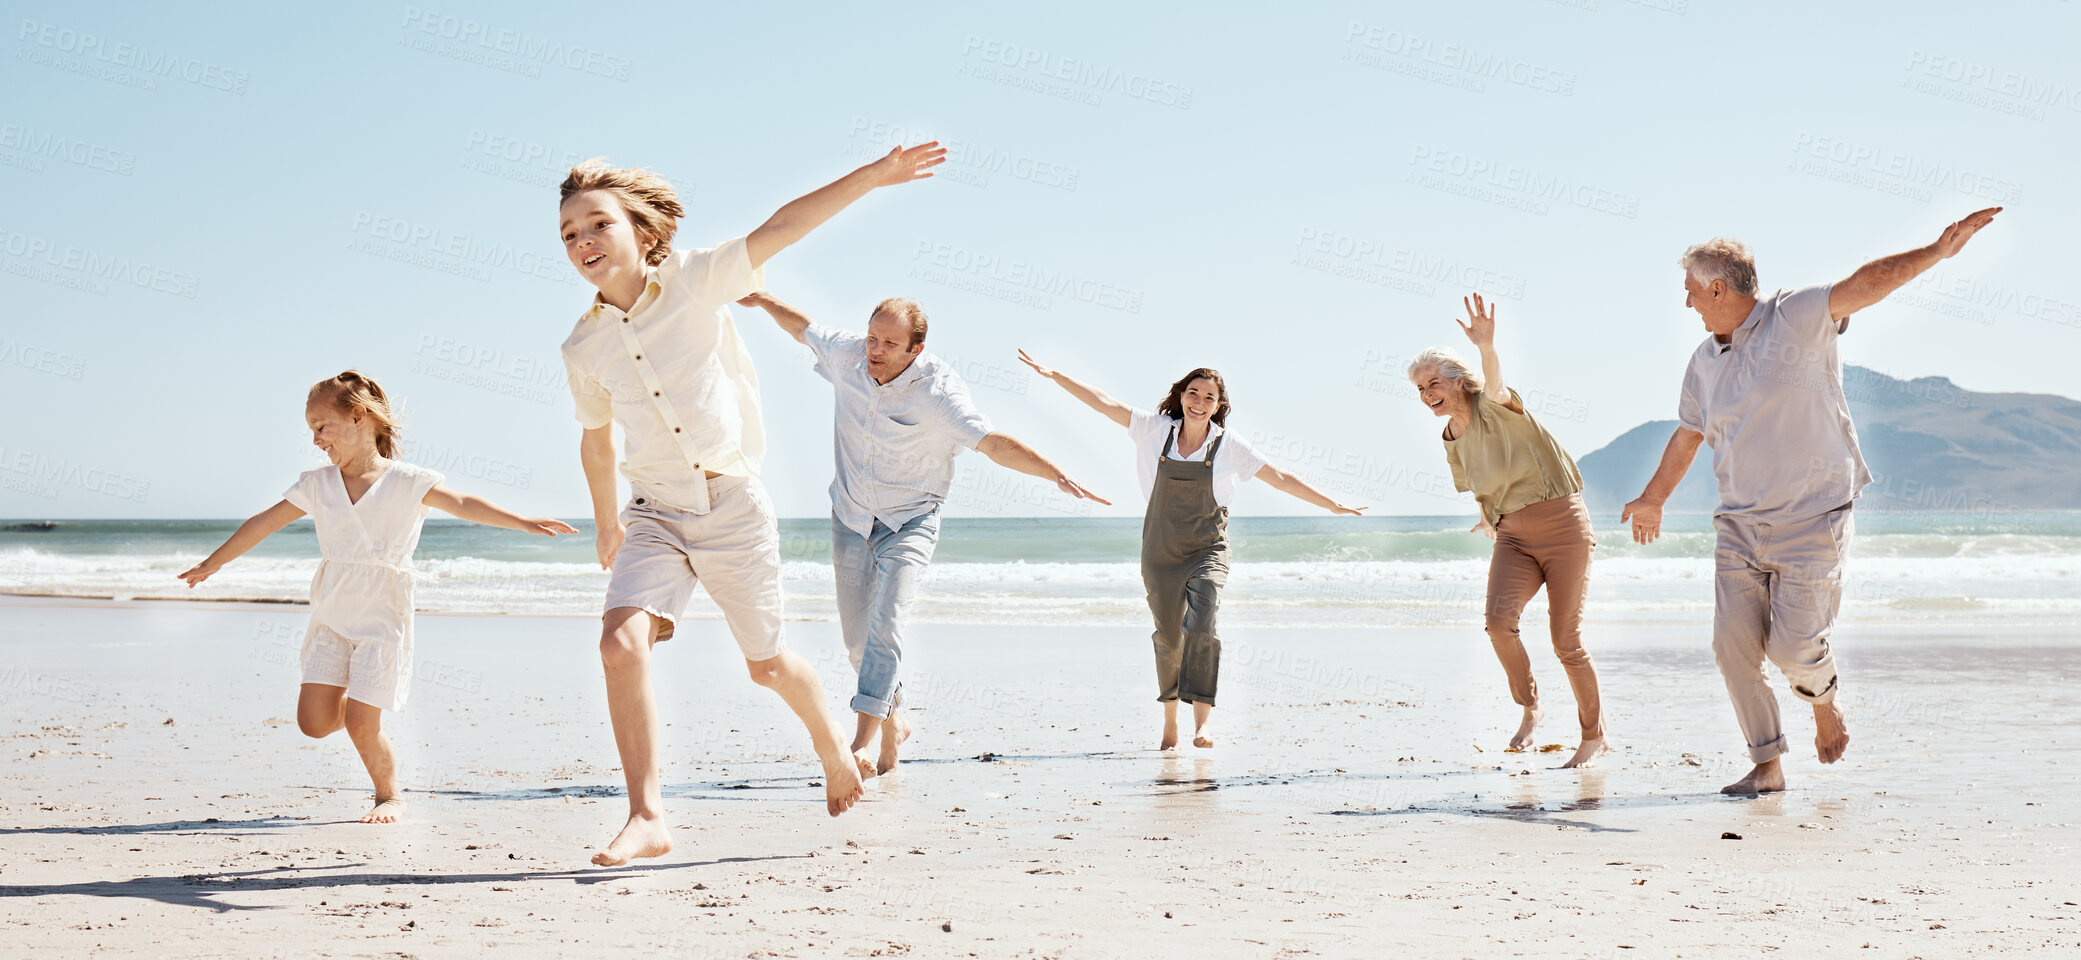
{"left": 1203, "top": 427, "right": 1225, "bottom": 466}
{"left": 1160, "top": 424, "right": 1177, "bottom": 460}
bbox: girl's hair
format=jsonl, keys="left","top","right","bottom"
{"left": 1158, "top": 367, "right": 1231, "bottom": 426}
{"left": 308, "top": 370, "right": 402, "bottom": 459}
{"left": 559, "top": 158, "right": 683, "bottom": 266}
{"left": 1405, "top": 346, "right": 1485, "bottom": 395}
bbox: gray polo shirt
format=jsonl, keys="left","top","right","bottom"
{"left": 805, "top": 324, "right": 993, "bottom": 537}
{"left": 1678, "top": 283, "right": 1871, "bottom": 525}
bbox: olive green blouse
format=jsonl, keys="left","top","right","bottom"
{"left": 1444, "top": 387, "right": 1584, "bottom": 526}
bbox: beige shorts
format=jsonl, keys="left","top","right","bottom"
{"left": 604, "top": 475, "right": 786, "bottom": 661}
{"left": 301, "top": 623, "right": 410, "bottom": 712}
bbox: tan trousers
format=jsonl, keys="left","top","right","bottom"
{"left": 1713, "top": 503, "right": 1849, "bottom": 763}
{"left": 1484, "top": 494, "right": 1603, "bottom": 741}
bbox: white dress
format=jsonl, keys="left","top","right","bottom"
{"left": 281, "top": 461, "right": 444, "bottom": 711}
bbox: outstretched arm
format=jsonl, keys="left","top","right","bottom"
{"left": 745, "top": 142, "right": 948, "bottom": 270}
{"left": 1254, "top": 464, "right": 1366, "bottom": 516}
{"left": 1015, "top": 349, "right": 1133, "bottom": 428}
{"left": 580, "top": 425, "right": 624, "bottom": 570}
{"left": 737, "top": 291, "right": 811, "bottom": 345}
{"left": 1829, "top": 206, "right": 2002, "bottom": 321}
{"left": 976, "top": 432, "right": 1111, "bottom": 506}
{"left": 176, "top": 500, "right": 306, "bottom": 586}
{"left": 1621, "top": 427, "right": 1705, "bottom": 544}
{"left": 1455, "top": 292, "right": 1510, "bottom": 403}
{"left": 422, "top": 484, "right": 578, "bottom": 537}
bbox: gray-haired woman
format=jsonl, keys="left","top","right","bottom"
{"left": 1410, "top": 293, "right": 1605, "bottom": 768}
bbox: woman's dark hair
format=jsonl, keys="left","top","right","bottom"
{"left": 1157, "top": 367, "right": 1230, "bottom": 426}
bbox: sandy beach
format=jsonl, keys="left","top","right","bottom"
{"left": 2, "top": 594, "right": 2075, "bottom": 958}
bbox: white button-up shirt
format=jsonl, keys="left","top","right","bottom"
{"left": 805, "top": 323, "right": 993, "bottom": 537}
{"left": 1679, "top": 283, "right": 1872, "bottom": 525}
{"left": 561, "top": 237, "right": 766, "bottom": 514}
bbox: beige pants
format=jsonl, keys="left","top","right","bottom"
{"left": 1485, "top": 493, "right": 1603, "bottom": 742}
{"left": 1713, "top": 503, "right": 1850, "bottom": 763}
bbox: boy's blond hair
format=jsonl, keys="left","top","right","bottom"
{"left": 559, "top": 158, "right": 683, "bottom": 266}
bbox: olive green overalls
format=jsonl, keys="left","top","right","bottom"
{"left": 1140, "top": 424, "right": 1230, "bottom": 704}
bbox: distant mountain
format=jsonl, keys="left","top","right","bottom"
{"left": 1577, "top": 365, "right": 2081, "bottom": 515}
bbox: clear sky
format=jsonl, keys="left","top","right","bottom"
{"left": 3, "top": 1, "right": 2074, "bottom": 520}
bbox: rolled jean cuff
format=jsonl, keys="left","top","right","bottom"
{"left": 1791, "top": 674, "right": 1839, "bottom": 706}
{"left": 850, "top": 690, "right": 895, "bottom": 719}
{"left": 1748, "top": 733, "right": 1790, "bottom": 765}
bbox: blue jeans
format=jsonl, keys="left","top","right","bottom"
{"left": 831, "top": 511, "right": 941, "bottom": 718}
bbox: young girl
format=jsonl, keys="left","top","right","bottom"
{"left": 178, "top": 370, "right": 576, "bottom": 823}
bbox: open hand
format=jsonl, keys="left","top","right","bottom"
{"left": 1620, "top": 496, "right": 1664, "bottom": 545}
{"left": 175, "top": 561, "right": 219, "bottom": 587}
{"left": 1331, "top": 503, "right": 1369, "bottom": 517}
{"left": 1015, "top": 348, "right": 1057, "bottom": 380}
{"left": 868, "top": 141, "right": 947, "bottom": 187}
{"left": 1055, "top": 476, "right": 1112, "bottom": 506}
{"left": 736, "top": 291, "right": 775, "bottom": 308}
{"left": 1471, "top": 517, "right": 1496, "bottom": 541}
{"left": 1934, "top": 206, "right": 2002, "bottom": 259}
{"left": 525, "top": 518, "right": 580, "bottom": 536}
{"left": 1455, "top": 293, "right": 1497, "bottom": 347}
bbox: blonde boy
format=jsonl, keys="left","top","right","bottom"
{"left": 557, "top": 143, "right": 945, "bottom": 866}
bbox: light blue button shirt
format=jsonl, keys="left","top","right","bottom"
{"left": 806, "top": 324, "right": 993, "bottom": 537}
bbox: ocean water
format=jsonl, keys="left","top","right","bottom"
{"left": 2, "top": 512, "right": 2077, "bottom": 627}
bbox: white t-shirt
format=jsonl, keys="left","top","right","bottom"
{"left": 1127, "top": 409, "right": 1270, "bottom": 508}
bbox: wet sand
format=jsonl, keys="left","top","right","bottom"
{"left": 2, "top": 595, "right": 2076, "bottom": 958}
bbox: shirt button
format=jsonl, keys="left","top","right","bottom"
{"left": 653, "top": 391, "right": 660, "bottom": 397}
{"left": 622, "top": 318, "right": 629, "bottom": 323}
{"left": 674, "top": 427, "right": 682, "bottom": 433}
{"left": 634, "top": 354, "right": 642, "bottom": 360}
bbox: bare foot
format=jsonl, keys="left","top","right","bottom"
{"left": 818, "top": 743, "right": 866, "bottom": 816}
{"left": 1192, "top": 731, "right": 1214, "bottom": 749}
{"left": 876, "top": 710, "right": 911, "bottom": 777}
{"left": 359, "top": 797, "right": 405, "bottom": 823}
{"left": 1160, "top": 709, "right": 1179, "bottom": 751}
{"left": 852, "top": 748, "right": 879, "bottom": 783}
{"left": 1721, "top": 758, "right": 1786, "bottom": 795}
{"left": 591, "top": 813, "right": 672, "bottom": 866}
{"left": 1508, "top": 705, "right": 1543, "bottom": 752}
{"left": 1560, "top": 738, "right": 1606, "bottom": 769}
{"left": 1813, "top": 701, "right": 1850, "bottom": 764}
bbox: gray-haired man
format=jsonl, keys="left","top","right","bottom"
{"left": 1622, "top": 206, "right": 2002, "bottom": 794}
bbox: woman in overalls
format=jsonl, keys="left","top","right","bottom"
{"left": 1019, "top": 352, "right": 1365, "bottom": 749}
